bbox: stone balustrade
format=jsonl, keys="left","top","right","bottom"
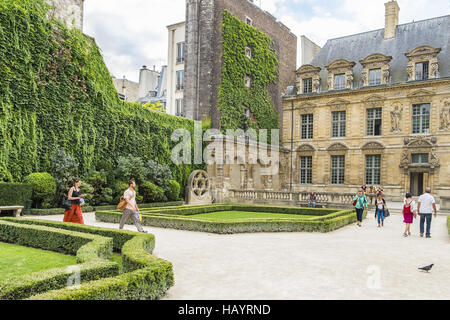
{"left": 226, "top": 189, "right": 377, "bottom": 208}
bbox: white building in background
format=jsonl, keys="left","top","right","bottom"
{"left": 113, "top": 65, "right": 166, "bottom": 106}
{"left": 300, "top": 35, "right": 321, "bottom": 66}
{"left": 166, "top": 21, "right": 186, "bottom": 116}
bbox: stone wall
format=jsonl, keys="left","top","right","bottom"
{"left": 185, "top": 0, "right": 297, "bottom": 130}
{"left": 45, "top": 0, "right": 84, "bottom": 31}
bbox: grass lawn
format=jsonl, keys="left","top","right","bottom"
{"left": 0, "top": 242, "right": 77, "bottom": 282}
{"left": 182, "top": 211, "right": 313, "bottom": 221}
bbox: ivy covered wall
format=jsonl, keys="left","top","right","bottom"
{"left": 0, "top": 0, "right": 198, "bottom": 187}
{"left": 218, "top": 10, "right": 279, "bottom": 131}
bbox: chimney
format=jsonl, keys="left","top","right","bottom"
{"left": 384, "top": 0, "right": 400, "bottom": 39}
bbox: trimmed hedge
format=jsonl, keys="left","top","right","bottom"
{"left": 0, "top": 183, "right": 33, "bottom": 206}
{"left": 0, "top": 220, "right": 118, "bottom": 299}
{"left": 27, "top": 206, "right": 95, "bottom": 216}
{"left": 93, "top": 201, "right": 184, "bottom": 212}
{"left": 0, "top": 218, "right": 174, "bottom": 300}
{"left": 96, "top": 206, "right": 366, "bottom": 234}
{"left": 447, "top": 215, "right": 450, "bottom": 236}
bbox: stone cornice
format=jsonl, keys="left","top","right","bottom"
{"left": 282, "top": 77, "right": 450, "bottom": 107}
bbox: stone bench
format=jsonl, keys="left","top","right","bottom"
{"left": 0, "top": 206, "right": 24, "bottom": 217}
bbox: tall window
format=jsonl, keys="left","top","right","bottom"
{"left": 301, "top": 114, "right": 313, "bottom": 139}
{"left": 334, "top": 74, "right": 346, "bottom": 90}
{"left": 367, "top": 108, "right": 382, "bottom": 136}
{"left": 369, "top": 69, "right": 381, "bottom": 86}
{"left": 365, "top": 155, "right": 381, "bottom": 185}
{"left": 300, "top": 156, "right": 312, "bottom": 184}
{"left": 331, "top": 155, "right": 345, "bottom": 184}
{"left": 332, "top": 111, "right": 346, "bottom": 137}
{"left": 415, "top": 62, "right": 429, "bottom": 80}
{"left": 412, "top": 153, "right": 429, "bottom": 164}
{"left": 412, "top": 104, "right": 430, "bottom": 134}
{"left": 176, "top": 43, "right": 185, "bottom": 63}
{"left": 175, "top": 99, "right": 184, "bottom": 116}
{"left": 303, "top": 78, "right": 313, "bottom": 93}
{"left": 176, "top": 71, "right": 184, "bottom": 90}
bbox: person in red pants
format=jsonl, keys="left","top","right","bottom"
{"left": 63, "top": 177, "right": 85, "bottom": 224}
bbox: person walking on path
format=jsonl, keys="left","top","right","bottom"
{"left": 63, "top": 177, "right": 85, "bottom": 225}
{"left": 403, "top": 193, "right": 416, "bottom": 237}
{"left": 417, "top": 187, "right": 437, "bottom": 238}
{"left": 375, "top": 193, "right": 387, "bottom": 228}
{"left": 308, "top": 192, "right": 317, "bottom": 208}
{"left": 119, "top": 180, "right": 147, "bottom": 233}
{"left": 353, "top": 189, "right": 368, "bottom": 227}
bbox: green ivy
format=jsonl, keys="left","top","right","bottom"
{"left": 218, "top": 10, "right": 279, "bottom": 131}
{"left": 0, "top": 0, "right": 201, "bottom": 189}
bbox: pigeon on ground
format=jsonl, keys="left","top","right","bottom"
{"left": 418, "top": 264, "right": 434, "bottom": 272}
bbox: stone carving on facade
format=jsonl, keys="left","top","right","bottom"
{"left": 327, "top": 142, "right": 349, "bottom": 152}
{"left": 359, "top": 53, "right": 392, "bottom": 86}
{"left": 430, "top": 152, "right": 440, "bottom": 168}
{"left": 382, "top": 69, "right": 390, "bottom": 84}
{"left": 362, "top": 141, "right": 385, "bottom": 150}
{"left": 440, "top": 100, "right": 450, "bottom": 131}
{"left": 431, "top": 62, "right": 439, "bottom": 78}
{"left": 405, "top": 46, "right": 442, "bottom": 81}
{"left": 327, "top": 75, "right": 333, "bottom": 91}
{"left": 312, "top": 78, "right": 320, "bottom": 92}
{"left": 240, "top": 165, "right": 248, "bottom": 189}
{"left": 186, "top": 170, "right": 212, "bottom": 205}
{"left": 399, "top": 151, "right": 409, "bottom": 169}
{"left": 295, "top": 65, "right": 321, "bottom": 94}
{"left": 346, "top": 74, "right": 353, "bottom": 89}
{"left": 390, "top": 105, "right": 402, "bottom": 133}
{"left": 406, "top": 64, "right": 413, "bottom": 81}
{"left": 404, "top": 136, "right": 436, "bottom": 148}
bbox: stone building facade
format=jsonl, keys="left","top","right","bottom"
{"left": 45, "top": 0, "right": 84, "bottom": 31}
{"left": 281, "top": 2, "right": 450, "bottom": 200}
{"left": 184, "top": 0, "right": 297, "bottom": 130}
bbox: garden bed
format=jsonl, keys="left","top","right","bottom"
{"left": 96, "top": 204, "right": 366, "bottom": 234}
{"left": 0, "top": 218, "right": 173, "bottom": 300}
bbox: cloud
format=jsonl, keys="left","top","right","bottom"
{"left": 83, "top": 0, "right": 449, "bottom": 80}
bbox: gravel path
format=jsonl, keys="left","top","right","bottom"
{"left": 26, "top": 211, "right": 450, "bottom": 300}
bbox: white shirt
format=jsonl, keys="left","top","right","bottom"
{"left": 124, "top": 188, "right": 137, "bottom": 211}
{"left": 418, "top": 193, "right": 436, "bottom": 214}
{"left": 404, "top": 199, "right": 416, "bottom": 212}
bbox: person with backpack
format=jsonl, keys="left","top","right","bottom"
{"left": 403, "top": 193, "right": 416, "bottom": 237}
{"left": 353, "top": 189, "right": 368, "bottom": 227}
{"left": 375, "top": 193, "right": 387, "bottom": 228}
{"left": 63, "top": 177, "right": 85, "bottom": 225}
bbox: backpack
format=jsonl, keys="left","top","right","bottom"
{"left": 403, "top": 202, "right": 412, "bottom": 214}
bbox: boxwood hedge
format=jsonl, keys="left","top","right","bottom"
{"left": 96, "top": 205, "right": 366, "bottom": 234}
{"left": 0, "top": 220, "right": 118, "bottom": 299}
{"left": 0, "top": 183, "right": 33, "bottom": 206}
{"left": 0, "top": 218, "right": 174, "bottom": 300}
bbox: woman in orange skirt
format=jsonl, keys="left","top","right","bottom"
{"left": 63, "top": 177, "right": 85, "bottom": 224}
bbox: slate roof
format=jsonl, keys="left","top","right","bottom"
{"left": 310, "top": 15, "right": 450, "bottom": 92}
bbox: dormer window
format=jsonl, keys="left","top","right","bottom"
{"left": 360, "top": 54, "right": 392, "bottom": 87}
{"left": 325, "top": 59, "right": 355, "bottom": 91}
{"left": 245, "top": 75, "right": 251, "bottom": 88}
{"left": 295, "top": 65, "right": 321, "bottom": 94}
{"left": 415, "top": 62, "right": 429, "bottom": 80}
{"left": 405, "top": 46, "right": 441, "bottom": 81}
{"left": 245, "top": 47, "right": 252, "bottom": 59}
{"left": 334, "top": 74, "right": 346, "bottom": 90}
{"left": 303, "top": 78, "right": 313, "bottom": 93}
{"left": 369, "top": 69, "right": 381, "bottom": 86}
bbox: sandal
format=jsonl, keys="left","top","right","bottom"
{"left": 403, "top": 233, "right": 408, "bottom": 237}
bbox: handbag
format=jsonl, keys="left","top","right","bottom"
{"left": 383, "top": 208, "right": 390, "bottom": 218}
{"left": 61, "top": 195, "right": 72, "bottom": 210}
{"left": 117, "top": 196, "right": 127, "bottom": 211}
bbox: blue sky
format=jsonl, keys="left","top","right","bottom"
{"left": 84, "top": 0, "right": 449, "bottom": 82}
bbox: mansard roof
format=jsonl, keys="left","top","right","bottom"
{"left": 310, "top": 15, "right": 450, "bottom": 92}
